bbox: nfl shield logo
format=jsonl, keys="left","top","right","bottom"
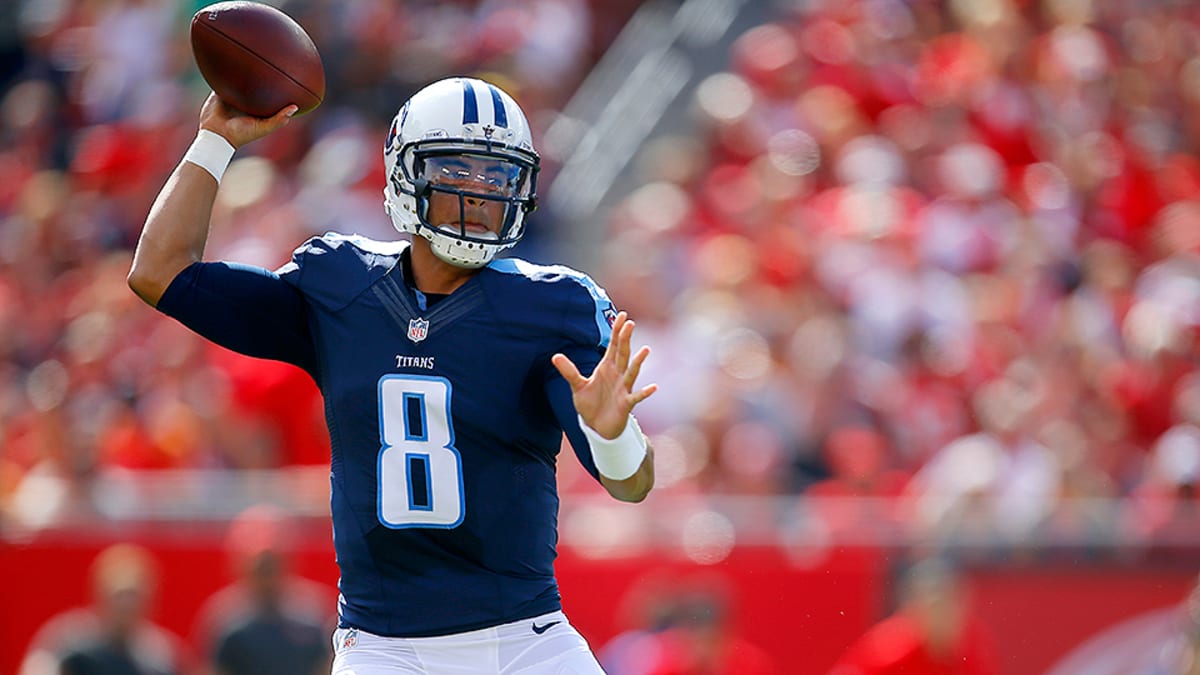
{"left": 408, "top": 317, "right": 430, "bottom": 343}
{"left": 604, "top": 305, "right": 618, "bottom": 327}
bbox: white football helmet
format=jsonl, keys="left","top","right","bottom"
{"left": 383, "top": 77, "right": 540, "bottom": 268}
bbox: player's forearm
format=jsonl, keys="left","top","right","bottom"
{"left": 128, "top": 160, "right": 220, "bottom": 306}
{"left": 600, "top": 444, "right": 654, "bottom": 503}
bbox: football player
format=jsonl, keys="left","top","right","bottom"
{"left": 128, "top": 77, "right": 657, "bottom": 674}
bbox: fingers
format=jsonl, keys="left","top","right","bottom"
{"left": 630, "top": 383, "right": 658, "bottom": 405}
{"left": 574, "top": 311, "right": 656, "bottom": 403}
{"left": 624, "top": 346, "right": 656, "bottom": 406}
{"left": 551, "top": 353, "right": 585, "bottom": 389}
{"left": 200, "top": 92, "right": 242, "bottom": 122}
{"left": 606, "top": 311, "right": 635, "bottom": 372}
{"left": 623, "top": 345, "right": 651, "bottom": 389}
{"left": 255, "top": 104, "right": 298, "bottom": 134}
{"left": 617, "top": 318, "right": 635, "bottom": 372}
{"left": 271, "top": 104, "right": 299, "bottom": 122}
{"left": 602, "top": 311, "right": 627, "bottom": 363}
{"left": 200, "top": 93, "right": 297, "bottom": 149}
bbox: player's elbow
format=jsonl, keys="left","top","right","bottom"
{"left": 127, "top": 264, "right": 166, "bottom": 307}
{"left": 128, "top": 254, "right": 192, "bottom": 308}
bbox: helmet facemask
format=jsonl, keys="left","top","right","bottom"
{"left": 396, "top": 143, "right": 538, "bottom": 267}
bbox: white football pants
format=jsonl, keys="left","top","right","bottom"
{"left": 331, "top": 610, "right": 606, "bottom": 674}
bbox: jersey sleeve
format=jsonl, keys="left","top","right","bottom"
{"left": 544, "top": 272, "right": 618, "bottom": 482}
{"left": 546, "top": 346, "right": 603, "bottom": 481}
{"left": 157, "top": 261, "right": 318, "bottom": 378}
{"left": 559, "top": 270, "right": 617, "bottom": 351}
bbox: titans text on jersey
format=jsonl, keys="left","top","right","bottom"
{"left": 395, "top": 355, "right": 435, "bottom": 369}
{"left": 156, "top": 233, "right": 615, "bottom": 638}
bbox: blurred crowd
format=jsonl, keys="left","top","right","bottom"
{"left": 590, "top": 0, "right": 1200, "bottom": 557}
{"left": 1, "top": 0, "right": 1198, "bottom": 559}
{"left": 20, "top": 507, "right": 336, "bottom": 675}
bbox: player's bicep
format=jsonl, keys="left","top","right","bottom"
{"left": 545, "top": 346, "right": 603, "bottom": 481}
{"left": 157, "top": 261, "right": 318, "bottom": 377}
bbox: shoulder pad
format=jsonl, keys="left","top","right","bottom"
{"left": 277, "top": 233, "right": 406, "bottom": 311}
{"left": 485, "top": 258, "right": 615, "bottom": 349}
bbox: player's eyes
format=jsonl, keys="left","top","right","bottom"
{"left": 434, "top": 167, "right": 495, "bottom": 182}
{"left": 426, "top": 158, "right": 521, "bottom": 194}
{"left": 434, "top": 167, "right": 469, "bottom": 179}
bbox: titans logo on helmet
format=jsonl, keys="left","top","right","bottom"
{"left": 384, "top": 117, "right": 401, "bottom": 156}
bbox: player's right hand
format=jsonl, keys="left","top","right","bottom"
{"left": 198, "top": 92, "right": 297, "bottom": 150}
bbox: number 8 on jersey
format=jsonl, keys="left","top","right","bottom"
{"left": 378, "top": 375, "right": 465, "bottom": 528}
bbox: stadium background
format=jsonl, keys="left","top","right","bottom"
{"left": 2, "top": 0, "right": 1200, "bottom": 673}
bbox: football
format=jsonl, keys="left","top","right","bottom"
{"left": 190, "top": 1, "right": 325, "bottom": 117}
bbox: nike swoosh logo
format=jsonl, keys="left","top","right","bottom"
{"left": 531, "top": 620, "right": 560, "bottom": 635}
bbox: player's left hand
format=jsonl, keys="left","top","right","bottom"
{"left": 552, "top": 311, "right": 657, "bottom": 439}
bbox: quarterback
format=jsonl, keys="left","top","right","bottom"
{"left": 128, "top": 78, "right": 656, "bottom": 673}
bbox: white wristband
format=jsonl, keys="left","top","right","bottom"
{"left": 578, "top": 414, "right": 647, "bottom": 480}
{"left": 183, "top": 129, "right": 236, "bottom": 183}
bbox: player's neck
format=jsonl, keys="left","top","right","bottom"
{"left": 407, "top": 238, "right": 477, "bottom": 295}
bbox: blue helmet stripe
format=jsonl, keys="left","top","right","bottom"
{"left": 461, "top": 80, "right": 479, "bottom": 124}
{"left": 487, "top": 85, "right": 508, "bottom": 128}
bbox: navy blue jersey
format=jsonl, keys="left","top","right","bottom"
{"left": 157, "top": 234, "right": 615, "bottom": 637}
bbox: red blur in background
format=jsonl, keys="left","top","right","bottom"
{"left": 2, "top": 525, "right": 1194, "bottom": 675}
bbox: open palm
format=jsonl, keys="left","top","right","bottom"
{"left": 552, "top": 311, "right": 657, "bottom": 439}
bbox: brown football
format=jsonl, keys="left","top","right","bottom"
{"left": 190, "top": 1, "right": 325, "bottom": 117}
